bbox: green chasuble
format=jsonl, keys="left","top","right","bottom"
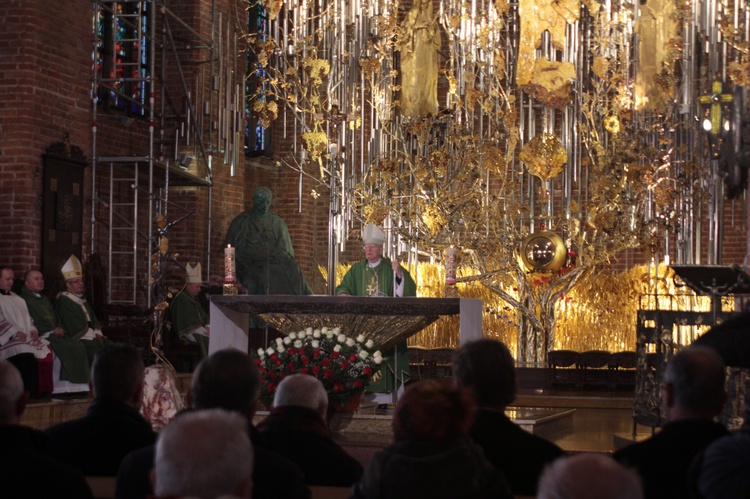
{"left": 335, "top": 258, "right": 416, "bottom": 393}
{"left": 22, "top": 287, "right": 90, "bottom": 383}
{"left": 54, "top": 292, "right": 109, "bottom": 367}
{"left": 170, "top": 288, "right": 207, "bottom": 338}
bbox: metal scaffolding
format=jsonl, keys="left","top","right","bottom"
{"left": 90, "top": 0, "right": 244, "bottom": 307}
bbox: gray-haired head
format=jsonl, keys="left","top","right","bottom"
{"left": 154, "top": 408, "right": 253, "bottom": 498}
{"left": 273, "top": 373, "right": 328, "bottom": 418}
{"left": 537, "top": 454, "right": 643, "bottom": 499}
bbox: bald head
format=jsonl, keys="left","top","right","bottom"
{"left": 273, "top": 374, "right": 328, "bottom": 418}
{"left": 0, "top": 360, "right": 26, "bottom": 424}
{"left": 538, "top": 454, "right": 643, "bottom": 499}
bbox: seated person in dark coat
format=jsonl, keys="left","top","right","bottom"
{"left": 0, "top": 360, "right": 93, "bottom": 499}
{"left": 45, "top": 344, "right": 156, "bottom": 476}
{"left": 453, "top": 338, "right": 565, "bottom": 496}
{"left": 115, "top": 348, "right": 310, "bottom": 499}
{"left": 613, "top": 345, "right": 730, "bottom": 499}
{"left": 351, "top": 378, "right": 512, "bottom": 499}
{"left": 258, "top": 373, "right": 363, "bottom": 487}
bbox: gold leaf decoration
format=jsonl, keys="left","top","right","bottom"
{"left": 518, "top": 133, "right": 568, "bottom": 181}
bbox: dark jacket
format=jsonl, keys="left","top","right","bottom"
{"left": 613, "top": 418, "right": 730, "bottom": 499}
{"left": 258, "top": 405, "right": 364, "bottom": 487}
{"left": 0, "top": 424, "right": 93, "bottom": 498}
{"left": 45, "top": 397, "right": 156, "bottom": 476}
{"left": 469, "top": 407, "right": 566, "bottom": 495}
{"left": 350, "top": 436, "right": 513, "bottom": 499}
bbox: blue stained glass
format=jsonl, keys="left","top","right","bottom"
{"left": 246, "top": 1, "right": 270, "bottom": 156}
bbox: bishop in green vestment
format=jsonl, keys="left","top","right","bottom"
{"left": 336, "top": 223, "right": 416, "bottom": 395}
{"left": 21, "top": 270, "right": 90, "bottom": 383}
{"left": 169, "top": 263, "right": 209, "bottom": 357}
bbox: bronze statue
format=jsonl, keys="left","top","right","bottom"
{"left": 223, "top": 187, "right": 312, "bottom": 295}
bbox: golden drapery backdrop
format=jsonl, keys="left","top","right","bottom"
{"left": 325, "top": 263, "right": 730, "bottom": 360}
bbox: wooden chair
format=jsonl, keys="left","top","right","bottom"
{"left": 609, "top": 350, "right": 637, "bottom": 388}
{"left": 547, "top": 350, "right": 581, "bottom": 389}
{"left": 578, "top": 350, "right": 614, "bottom": 389}
{"left": 407, "top": 345, "right": 432, "bottom": 381}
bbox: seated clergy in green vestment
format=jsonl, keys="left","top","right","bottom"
{"left": 169, "top": 263, "right": 209, "bottom": 358}
{"left": 21, "top": 269, "right": 90, "bottom": 387}
{"left": 53, "top": 255, "right": 112, "bottom": 368}
{"left": 335, "top": 223, "right": 416, "bottom": 400}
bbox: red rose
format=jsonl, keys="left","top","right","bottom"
{"left": 274, "top": 359, "right": 282, "bottom": 367}
{"left": 333, "top": 384, "right": 344, "bottom": 392}
{"left": 312, "top": 366, "right": 320, "bottom": 375}
{"left": 287, "top": 363, "right": 295, "bottom": 371}
{"left": 349, "top": 354, "right": 357, "bottom": 362}
{"left": 340, "top": 360, "right": 349, "bottom": 369}
{"left": 270, "top": 353, "right": 278, "bottom": 360}
{"left": 301, "top": 357, "right": 310, "bottom": 365}
{"left": 313, "top": 349, "right": 321, "bottom": 358}
{"left": 288, "top": 347, "right": 296, "bottom": 355}
{"left": 300, "top": 367, "right": 309, "bottom": 374}
{"left": 267, "top": 382, "right": 277, "bottom": 392}
{"left": 323, "top": 368, "right": 333, "bottom": 378}
{"left": 353, "top": 380, "right": 363, "bottom": 388}
{"left": 363, "top": 366, "right": 372, "bottom": 376}
{"left": 332, "top": 351, "right": 340, "bottom": 359}
{"left": 267, "top": 370, "right": 276, "bottom": 379}
{"left": 322, "top": 358, "right": 331, "bottom": 367}
{"left": 255, "top": 358, "right": 262, "bottom": 365}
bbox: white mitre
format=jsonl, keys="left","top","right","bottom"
{"left": 61, "top": 255, "right": 83, "bottom": 281}
{"left": 186, "top": 263, "right": 203, "bottom": 284}
{"left": 362, "top": 223, "right": 385, "bottom": 246}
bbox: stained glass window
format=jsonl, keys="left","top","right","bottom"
{"left": 246, "top": 2, "right": 270, "bottom": 156}
{"left": 95, "top": 1, "right": 151, "bottom": 115}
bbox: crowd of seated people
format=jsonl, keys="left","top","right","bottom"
{"left": 3, "top": 327, "right": 746, "bottom": 498}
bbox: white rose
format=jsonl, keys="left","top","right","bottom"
{"left": 356, "top": 334, "right": 366, "bottom": 343}
{"left": 325, "top": 331, "right": 334, "bottom": 339}
{"left": 298, "top": 331, "right": 306, "bottom": 339}
{"left": 283, "top": 337, "right": 291, "bottom": 345}
{"left": 311, "top": 340, "right": 320, "bottom": 348}
{"left": 373, "top": 351, "right": 382, "bottom": 359}
{"left": 332, "top": 327, "right": 341, "bottom": 335}
{"left": 313, "top": 330, "right": 321, "bottom": 339}
{"left": 374, "top": 356, "right": 383, "bottom": 364}
{"left": 277, "top": 345, "right": 286, "bottom": 353}
{"left": 359, "top": 350, "right": 369, "bottom": 359}
{"left": 294, "top": 340, "right": 303, "bottom": 348}
{"left": 275, "top": 337, "right": 283, "bottom": 346}
{"left": 306, "top": 327, "right": 314, "bottom": 335}
{"left": 265, "top": 347, "right": 275, "bottom": 355}
{"left": 334, "top": 344, "right": 342, "bottom": 352}
{"left": 289, "top": 332, "right": 297, "bottom": 340}
{"left": 337, "top": 334, "right": 347, "bottom": 343}
{"left": 366, "top": 340, "right": 374, "bottom": 349}
{"left": 321, "top": 326, "right": 328, "bottom": 334}
{"left": 346, "top": 338, "right": 355, "bottom": 347}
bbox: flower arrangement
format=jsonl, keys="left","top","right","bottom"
{"left": 255, "top": 326, "right": 384, "bottom": 405}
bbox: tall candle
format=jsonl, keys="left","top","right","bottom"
{"left": 225, "top": 244, "right": 236, "bottom": 282}
{"left": 446, "top": 247, "right": 457, "bottom": 285}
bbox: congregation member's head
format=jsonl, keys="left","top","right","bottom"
{"left": 153, "top": 408, "right": 253, "bottom": 498}
{"left": 453, "top": 338, "right": 516, "bottom": 409}
{"left": 92, "top": 344, "right": 145, "bottom": 409}
{"left": 23, "top": 270, "right": 45, "bottom": 294}
{"left": 61, "top": 255, "right": 85, "bottom": 295}
{"left": 0, "top": 360, "right": 26, "bottom": 425}
{"left": 0, "top": 266, "right": 15, "bottom": 293}
{"left": 190, "top": 348, "right": 260, "bottom": 416}
{"left": 537, "top": 454, "right": 643, "bottom": 499}
{"left": 273, "top": 373, "right": 328, "bottom": 418}
{"left": 393, "top": 378, "right": 474, "bottom": 442}
{"left": 663, "top": 345, "right": 726, "bottom": 421}
{"left": 697, "top": 434, "right": 750, "bottom": 499}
